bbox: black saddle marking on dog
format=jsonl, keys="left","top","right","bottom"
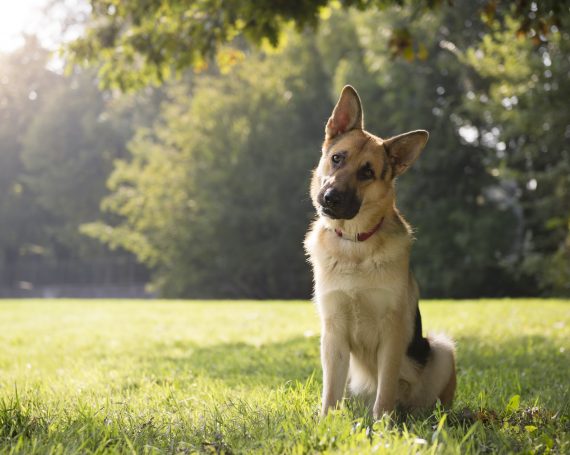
{"left": 406, "top": 305, "right": 431, "bottom": 366}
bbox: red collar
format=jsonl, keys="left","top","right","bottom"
{"left": 334, "top": 217, "right": 384, "bottom": 242}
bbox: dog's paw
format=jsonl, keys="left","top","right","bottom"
{"left": 373, "top": 401, "right": 395, "bottom": 421}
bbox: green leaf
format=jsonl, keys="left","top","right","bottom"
{"left": 506, "top": 394, "right": 520, "bottom": 413}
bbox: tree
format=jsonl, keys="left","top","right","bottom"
{"left": 20, "top": 70, "right": 128, "bottom": 258}
{"left": 464, "top": 15, "right": 570, "bottom": 295}
{"left": 0, "top": 37, "right": 60, "bottom": 267}
{"left": 66, "top": 0, "right": 567, "bottom": 89}
{"left": 0, "top": 38, "right": 160, "bottom": 291}
{"left": 82, "top": 33, "right": 332, "bottom": 297}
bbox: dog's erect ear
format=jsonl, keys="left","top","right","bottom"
{"left": 325, "top": 85, "right": 363, "bottom": 139}
{"left": 384, "top": 130, "right": 429, "bottom": 177}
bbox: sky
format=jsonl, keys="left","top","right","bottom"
{"left": 0, "top": 0, "right": 86, "bottom": 53}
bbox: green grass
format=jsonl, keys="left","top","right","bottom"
{"left": 0, "top": 299, "right": 568, "bottom": 454}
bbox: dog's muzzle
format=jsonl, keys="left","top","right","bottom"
{"left": 318, "top": 187, "right": 361, "bottom": 220}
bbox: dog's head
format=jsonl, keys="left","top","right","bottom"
{"left": 311, "top": 86, "right": 429, "bottom": 223}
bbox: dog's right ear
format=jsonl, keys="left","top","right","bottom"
{"left": 325, "top": 85, "right": 363, "bottom": 139}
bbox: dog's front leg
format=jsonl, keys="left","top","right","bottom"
{"left": 373, "top": 315, "right": 405, "bottom": 420}
{"left": 320, "top": 318, "right": 349, "bottom": 416}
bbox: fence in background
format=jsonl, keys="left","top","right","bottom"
{"left": 0, "top": 257, "right": 151, "bottom": 298}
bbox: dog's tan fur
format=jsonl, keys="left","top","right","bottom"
{"left": 304, "top": 86, "right": 456, "bottom": 419}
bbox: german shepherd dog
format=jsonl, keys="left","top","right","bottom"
{"left": 304, "top": 86, "right": 456, "bottom": 419}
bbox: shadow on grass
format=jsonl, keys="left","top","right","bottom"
{"left": 139, "top": 332, "right": 568, "bottom": 412}
{"left": 142, "top": 335, "right": 321, "bottom": 387}
{"left": 456, "top": 334, "right": 569, "bottom": 411}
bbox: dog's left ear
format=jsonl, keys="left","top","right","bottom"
{"left": 325, "top": 85, "right": 364, "bottom": 139}
{"left": 384, "top": 130, "right": 429, "bottom": 177}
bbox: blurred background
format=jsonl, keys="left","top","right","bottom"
{"left": 0, "top": 0, "right": 568, "bottom": 299}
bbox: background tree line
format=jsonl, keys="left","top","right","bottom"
{"left": 1, "top": 0, "right": 568, "bottom": 298}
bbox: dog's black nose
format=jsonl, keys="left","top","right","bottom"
{"left": 323, "top": 188, "right": 342, "bottom": 206}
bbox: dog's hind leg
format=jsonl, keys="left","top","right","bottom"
{"left": 438, "top": 356, "right": 456, "bottom": 407}
{"left": 403, "top": 333, "right": 456, "bottom": 409}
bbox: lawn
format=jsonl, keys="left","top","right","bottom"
{"left": 0, "top": 299, "right": 568, "bottom": 454}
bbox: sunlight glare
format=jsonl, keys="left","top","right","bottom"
{"left": 0, "top": 0, "right": 48, "bottom": 52}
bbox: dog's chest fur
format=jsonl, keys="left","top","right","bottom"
{"left": 305, "top": 224, "right": 414, "bottom": 343}
{"left": 306, "top": 223, "right": 411, "bottom": 298}
{"left": 333, "top": 289, "right": 397, "bottom": 354}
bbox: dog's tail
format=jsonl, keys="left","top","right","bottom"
{"left": 406, "top": 333, "right": 456, "bottom": 408}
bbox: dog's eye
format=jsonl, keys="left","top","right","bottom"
{"left": 357, "top": 164, "right": 375, "bottom": 180}
{"left": 331, "top": 154, "right": 343, "bottom": 164}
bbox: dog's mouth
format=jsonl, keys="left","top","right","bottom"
{"left": 320, "top": 206, "right": 338, "bottom": 218}
{"left": 319, "top": 204, "right": 359, "bottom": 220}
